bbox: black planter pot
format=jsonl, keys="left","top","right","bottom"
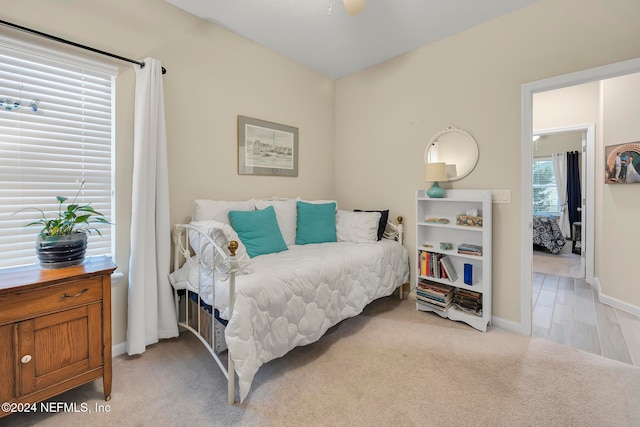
{"left": 36, "top": 232, "right": 88, "bottom": 269}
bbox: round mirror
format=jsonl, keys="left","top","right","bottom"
{"left": 424, "top": 126, "right": 479, "bottom": 181}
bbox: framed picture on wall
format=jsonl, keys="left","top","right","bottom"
{"left": 237, "top": 115, "right": 298, "bottom": 177}
{"left": 604, "top": 141, "right": 640, "bottom": 184}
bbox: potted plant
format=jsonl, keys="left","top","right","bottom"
{"left": 16, "top": 180, "right": 110, "bottom": 269}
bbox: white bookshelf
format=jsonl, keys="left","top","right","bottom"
{"left": 415, "top": 189, "right": 492, "bottom": 332}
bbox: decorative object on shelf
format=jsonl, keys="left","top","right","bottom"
{"left": 237, "top": 115, "right": 298, "bottom": 177}
{"left": 456, "top": 214, "right": 483, "bottom": 227}
{"left": 14, "top": 180, "right": 110, "bottom": 269}
{"left": 424, "top": 126, "right": 479, "bottom": 181}
{"left": 439, "top": 242, "right": 454, "bottom": 250}
{"left": 425, "top": 217, "right": 449, "bottom": 224}
{"left": 464, "top": 263, "right": 473, "bottom": 285}
{"left": 424, "top": 162, "right": 447, "bottom": 198}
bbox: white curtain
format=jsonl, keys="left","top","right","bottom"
{"left": 127, "top": 58, "right": 178, "bottom": 355}
{"left": 552, "top": 152, "right": 571, "bottom": 238}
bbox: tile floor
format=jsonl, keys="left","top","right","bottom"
{"left": 532, "top": 272, "right": 640, "bottom": 367}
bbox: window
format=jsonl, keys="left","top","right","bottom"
{"left": 0, "top": 35, "right": 117, "bottom": 269}
{"left": 532, "top": 157, "right": 560, "bottom": 214}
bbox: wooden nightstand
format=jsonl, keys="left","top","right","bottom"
{"left": 0, "top": 256, "right": 116, "bottom": 418}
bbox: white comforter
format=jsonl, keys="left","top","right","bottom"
{"left": 172, "top": 239, "right": 409, "bottom": 402}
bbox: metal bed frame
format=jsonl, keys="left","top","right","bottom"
{"left": 172, "top": 223, "right": 238, "bottom": 404}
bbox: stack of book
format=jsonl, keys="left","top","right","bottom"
{"left": 453, "top": 289, "right": 482, "bottom": 315}
{"left": 457, "top": 243, "right": 482, "bottom": 256}
{"left": 416, "top": 280, "right": 454, "bottom": 311}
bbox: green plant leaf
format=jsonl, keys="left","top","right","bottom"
{"left": 16, "top": 182, "right": 111, "bottom": 238}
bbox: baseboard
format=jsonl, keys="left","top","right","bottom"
{"left": 490, "top": 316, "right": 521, "bottom": 333}
{"left": 593, "top": 277, "right": 640, "bottom": 317}
{"left": 112, "top": 341, "right": 127, "bottom": 357}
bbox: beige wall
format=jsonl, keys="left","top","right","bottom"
{"left": 601, "top": 73, "right": 640, "bottom": 307}
{"left": 334, "top": 0, "right": 640, "bottom": 323}
{"left": 532, "top": 132, "right": 582, "bottom": 158}
{"left": 3, "top": 0, "right": 640, "bottom": 342}
{"left": 1, "top": 0, "right": 335, "bottom": 347}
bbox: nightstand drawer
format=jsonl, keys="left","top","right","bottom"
{"left": 0, "top": 277, "right": 103, "bottom": 325}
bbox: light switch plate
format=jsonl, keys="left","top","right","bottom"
{"left": 491, "top": 190, "right": 511, "bottom": 204}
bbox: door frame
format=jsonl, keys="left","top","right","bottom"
{"left": 519, "top": 57, "right": 640, "bottom": 335}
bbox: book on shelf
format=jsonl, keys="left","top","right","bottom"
{"left": 458, "top": 251, "right": 482, "bottom": 256}
{"left": 417, "top": 281, "right": 454, "bottom": 308}
{"left": 419, "top": 251, "right": 446, "bottom": 279}
{"left": 416, "top": 290, "right": 452, "bottom": 304}
{"left": 417, "top": 296, "right": 452, "bottom": 311}
{"left": 417, "top": 280, "right": 454, "bottom": 296}
{"left": 416, "top": 294, "right": 451, "bottom": 307}
{"left": 455, "top": 288, "right": 482, "bottom": 300}
{"left": 453, "top": 303, "right": 483, "bottom": 316}
{"left": 457, "top": 243, "right": 482, "bottom": 256}
{"left": 453, "top": 295, "right": 481, "bottom": 305}
{"left": 439, "top": 256, "right": 458, "bottom": 282}
{"left": 420, "top": 251, "right": 427, "bottom": 276}
{"left": 453, "top": 301, "right": 482, "bottom": 312}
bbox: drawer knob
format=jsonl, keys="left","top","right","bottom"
{"left": 21, "top": 355, "right": 32, "bottom": 364}
{"left": 61, "top": 288, "right": 89, "bottom": 299}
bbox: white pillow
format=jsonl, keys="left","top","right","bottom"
{"left": 192, "top": 199, "right": 256, "bottom": 224}
{"left": 336, "top": 210, "right": 381, "bottom": 243}
{"left": 190, "top": 220, "right": 252, "bottom": 274}
{"left": 255, "top": 198, "right": 297, "bottom": 246}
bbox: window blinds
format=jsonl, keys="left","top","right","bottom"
{"left": 0, "top": 35, "right": 117, "bottom": 269}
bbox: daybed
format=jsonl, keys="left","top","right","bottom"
{"left": 169, "top": 198, "right": 410, "bottom": 403}
{"left": 533, "top": 214, "right": 566, "bottom": 254}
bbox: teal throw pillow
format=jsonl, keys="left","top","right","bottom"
{"left": 228, "top": 206, "right": 288, "bottom": 258}
{"left": 296, "top": 201, "right": 337, "bottom": 245}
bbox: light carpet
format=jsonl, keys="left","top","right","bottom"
{"left": 4, "top": 297, "right": 640, "bottom": 427}
{"left": 533, "top": 243, "right": 583, "bottom": 278}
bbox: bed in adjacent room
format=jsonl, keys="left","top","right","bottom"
{"left": 532, "top": 214, "right": 566, "bottom": 255}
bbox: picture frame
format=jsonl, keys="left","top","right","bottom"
{"left": 237, "top": 115, "right": 298, "bottom": 177}
{"left": 604, "top": 141, "right": 640, "bottom": 184}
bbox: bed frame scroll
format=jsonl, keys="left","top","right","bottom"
{"left": 171, "top": 224, "right": 238, "bottom": 404}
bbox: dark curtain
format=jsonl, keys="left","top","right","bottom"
{"left": 566, "top": 151, "right": 582, "bottom": 225}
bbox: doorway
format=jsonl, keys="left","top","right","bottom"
{"left": 519, "top": 57, "right": 640, "bottom": 335}
{"left": 531, "top": 125, "right": 594, "bottom": 281}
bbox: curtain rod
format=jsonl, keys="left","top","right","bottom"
{"left": 0, "top": 19, "right": 167, "bottom": 75}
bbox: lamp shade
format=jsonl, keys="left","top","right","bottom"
{"left": 343, "top": 0, "right": 366, "bottom": 16}
{"left": 425, "top": 162, "right": 447, "bottom": 182}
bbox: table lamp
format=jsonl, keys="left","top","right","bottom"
{"left": 425, "top": 162, "right": 447, "bottom": 198}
